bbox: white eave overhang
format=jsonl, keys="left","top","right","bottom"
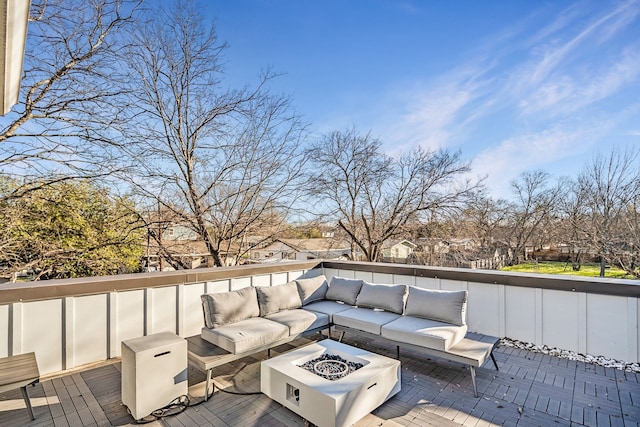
{"left": 0, "top": 0, "right": 30, "bottom": 116}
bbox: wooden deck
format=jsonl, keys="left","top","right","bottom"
{"left": 1, "top": 334, "right": 639, "bottom": 427}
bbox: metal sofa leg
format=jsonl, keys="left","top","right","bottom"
{"left": 491, "top": 352, "right": 499, "bottom": 371}
{"left": 204, "top": 368, "right": 214, "bottom": 401}
{"left": 469, "top": 366, "right": 478, "bottom": 398}
{"left": 21, "top": 385, "right": 35, "bottom": 420}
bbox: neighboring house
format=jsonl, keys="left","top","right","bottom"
{"left": 416, "top": 238, "right": 450, "bottom": 255}
{"left": 144, "top": 223, "right": 240, "bottom": 270}
{"left": 381, "top": 239, "right": 418, "bottom": 263}
{"left": 447, "top": 238, "right": 476, "bottom": 251}
{"left": 162, "top": 224, "right": 198, "bottom": 241}
{"left": 250, "top": 238, "right": 352, "bottom": 262}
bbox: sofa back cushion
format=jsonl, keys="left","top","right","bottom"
{"left": 355, "top": 282, "right": 407, "bottom": 314}
{"left": 325, "top": 276, "right": 363, "bottom": 305}
{"left": 201, "top": 286, "right": 260, "bottom": 328}
{"left": 404, "top": 287, "right": 468, "bottom": 326}
{"left": 295, "top": 275, "right": 329, "bottom": 305}
{"left": 256, "top": 282, "right": 302, "bottom": 316}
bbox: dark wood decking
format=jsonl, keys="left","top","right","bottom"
{"left": 1, "top": 334, "right": 639, "bottom": 427}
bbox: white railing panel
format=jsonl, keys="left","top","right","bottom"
{"left": 19, "top": 300, "right": 63, "bottom": 374}
{"left": 206, "top": 280, "right": 230, "bottom": 293}
{"left": 68, "top": 294, "right": 108, "bottom": 368}
{"left": 230, "top": 277, "right": 251, "bottom": 290}
{"left": 112, "top": 289, "right": 145, "bottom": 358}
{"left": 415, "top": 276, "right": 439, "bottom": 290}
{"left": 182, "top": 283, "right": 206, "bottom": 338}
{"left": 467, "top": 282, "right": 501, "bottom": 337}
{"left": 586, "top": 293, "right": 630, "bottom": 361}
{"left": 372, "top": 272, "right": 393, "bottom": 284}
{"left": 441, "top": 279, "right": 466, "bottom": 291}
{"left": 393, "top": 275, "right": 416, "bottom": 287}
{"left": 542, "top": 289, "right": 580, "bottom": 351}
{"left": 148, "top": 286, "right": 177, "bottom": 335}
{"left": 634, "top": 298, "right": 639, "bottom": 361}
{"left": 504, "top": 286, "right": 536, "bottom": 344}
{"left": 272, "top": 273, "right": 288, "bottom": 286}
{"left": 287, "top": 270, "right": 304, "bottom": 282}
{"left": 350, "top": 269, "right": 369, "bottom": 281}
{"left": 0, "top": 304, "right": 8, "bottom": 357}
{"left": 253, "top": 274, "right": 271, "bottom": 287}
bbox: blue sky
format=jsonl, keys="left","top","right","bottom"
{"left": 206, "top": 0, "right": 640, "bottom": 198}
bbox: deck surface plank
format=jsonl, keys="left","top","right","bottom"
{"left": 1, "top": 334, "right": 639, "bottom": 426}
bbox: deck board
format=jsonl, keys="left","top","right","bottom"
{"left": 1, "top": 334, "right": 639, "bottom": 426}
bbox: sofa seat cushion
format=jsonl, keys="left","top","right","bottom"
{"left": 302, "top": 300, "right": 354, "bottom": 322}
{"left": 201, "top": 317, "right": 289, "bottom": 354}
{"left": 355, "top": 282, "right": 407, "bottom": 314}
{"left": 256, "top": 282, "right": 302, "bottom": 317}
{"left": 381, "top": 316, "right": 467, "bottom": 352}
{"left": 333, "top": 308, "right": 402, "bottom": 335}
{"left": 266, "top": 309, "right": 330, "bottom": 336}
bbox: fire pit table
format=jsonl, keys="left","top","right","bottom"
{"left": 261, "top": 339, "right": 401, "bottom": 427}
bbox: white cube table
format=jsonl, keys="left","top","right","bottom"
{"left": 261, "top": 339, "right": 401, "bottom": 427}
{"left": 121, "top": 332, "right": 188, "bottom": 420}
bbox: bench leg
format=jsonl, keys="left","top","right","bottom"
{"left": 490, "top": 352, "right": 499, "bottom": 371}
{"left": 469, "top": 367, "right": 478, "bottom": 398}
{"left": 338, "top": 331, "right": 345, "bottom": 343}
{"left": 21, "top": 385, "right": 35, "bottom": 420}
{"left": 204, "top": 368, "right": 214, "bottom": 401}
{"left": 396, "top": 346, "right": 400, "bottom": 359}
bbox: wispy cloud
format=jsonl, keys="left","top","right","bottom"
{"left": 472, "top": 125, "right": 592, "bottom": 197}
{"left": 377, "top": 0, "right": 640, "bottom": 197}
{"left": 519, "top": 46, "right": 640, "bottom": 116}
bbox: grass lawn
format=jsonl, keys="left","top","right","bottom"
{"left": 501, "top": 261, "right": 633, "bottom": 279}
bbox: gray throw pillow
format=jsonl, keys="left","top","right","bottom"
{"left": 355, "top": 281, "right": 408, "bottom": 314}
{"left": 295, "top": 275, "right": 329, "bottom": 305}
{"left": 256, "top": 282, "right": 302, "bottom": 316}
{"left": 325, "top": 276, "right": 363, "bottom": 305}
{"left": 404, "top": 287, "right": 468, "bottom": 326}
{"left": 201, "top": 286, "right": 260, "bottom": 328}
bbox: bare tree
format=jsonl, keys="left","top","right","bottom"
{"left": 576, "top": 147, "right": 640, "bottom": 277}
{"left": 505, "top": 170, "right": 564, "bottom": 265}
{"left": 0, "top": 0, "right": 141, "bottom": 201}
{"left": 122, "top": 1, "right": 307, "bottom": 267}
{"left": 557, "top": 179, "right": 590, "bottom": 270}
{"left": 306, "top": 129, "right": 476, "bottom": 262}
{"left": 462, "top": 192, "right": 510, "bottom": 250}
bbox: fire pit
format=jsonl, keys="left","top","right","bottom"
{"left": 298, "top": 353, "right": 363, "bottom": 380}
{"left": 261, "top": 339, "right": 401, "bottom": 427}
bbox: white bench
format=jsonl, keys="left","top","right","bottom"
{"left": 335, "top": 326, "right": 499, "bottom": 397}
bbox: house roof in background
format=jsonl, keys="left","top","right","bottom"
{"left": 275, "top": 238, "right": 351, "bottom": 252}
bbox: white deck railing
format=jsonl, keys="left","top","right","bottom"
{"left": 1, "top": 260, "right": 638, "bottom": 375}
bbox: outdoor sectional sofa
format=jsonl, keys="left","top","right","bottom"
{"left": 200, "top": 274, "right": 499, "bottom": 397}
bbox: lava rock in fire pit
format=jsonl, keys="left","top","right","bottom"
{"left": 298, "top": 354, "right": 364, "bottom": 380}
